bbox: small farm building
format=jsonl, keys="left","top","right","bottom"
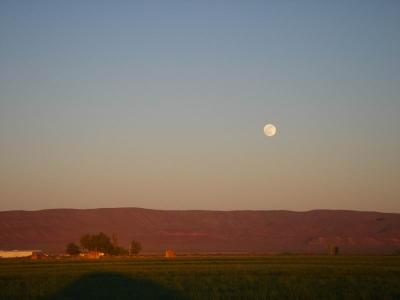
{"left": 165, "top": 249, "right": 176, "bottom": 258}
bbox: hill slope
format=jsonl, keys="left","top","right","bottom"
{"left": 0, "top": 208, "right": 399, "bottom": 254}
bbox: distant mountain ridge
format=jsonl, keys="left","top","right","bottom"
{"left": 0, "top": 208, "right": 399, "bottom": 254}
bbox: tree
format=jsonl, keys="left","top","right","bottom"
{"left": 93, "top": 232, "right": 113, "bottom": 253}
{"left": 80, "top": 234, "right": 93, "bottom": 251}
{"left": 130, "top": 240, "right": 142, "bottom": 256}
{"left": 78, "top": 233, "right": 140, "bottom": 256}
{"left": 79, "top": 233, "right": 114, "bottom": 254}
{"left": 111, "top": 233, "right": 119, "bottom": 247}
{"left": 66, "top": 242, "right": 81, "bottom": 256}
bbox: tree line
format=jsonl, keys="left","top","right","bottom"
{"left": 66, "top": 232, "right": 141, "bottom": 256}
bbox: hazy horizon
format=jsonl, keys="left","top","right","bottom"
{"left": 1, "top": 1, "right": 399, "bottom": 212}
{"left": 1, "top": 206, "right": 400, "bottom": 215}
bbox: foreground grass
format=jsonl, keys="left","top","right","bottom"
{"left": 0, "top": 256, "right": 399, "bottom": 299}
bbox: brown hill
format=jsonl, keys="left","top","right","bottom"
{"left": 0, "top": 208, "right": 400, "bottom": 254}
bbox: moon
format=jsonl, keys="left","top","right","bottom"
{"left": 263, "top": 123, "right": 277, "bottom": 137}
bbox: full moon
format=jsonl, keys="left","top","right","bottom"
{"left": 263, "top": 123, "right": 277, "bottom": 137}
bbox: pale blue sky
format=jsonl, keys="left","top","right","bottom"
{"left": 0, "top": 1, "right": 399, "bottom": 211}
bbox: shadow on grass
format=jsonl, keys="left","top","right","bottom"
{"left": 45, "top": 272, "right": 186, "bottom": 300}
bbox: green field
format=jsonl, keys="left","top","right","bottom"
{"left": 0, "top": 256, "right": 400, "bottom": 299}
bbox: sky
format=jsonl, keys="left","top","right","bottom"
{"left": 0, "top": 1, "right": 399, "bottom": 212}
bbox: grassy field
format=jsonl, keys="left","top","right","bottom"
{"left": 0, "top": 255, "right": 399, "bottom": 299}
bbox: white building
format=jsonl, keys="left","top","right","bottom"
{"left": 0, "top": 250, "right": 42, "bottom": 258}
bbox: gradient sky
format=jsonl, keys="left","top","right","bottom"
{"left": 1, "top": 1, "right": 399, "bottom": 212}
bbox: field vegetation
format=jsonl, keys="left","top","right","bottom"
{"left": 0, "top": 255, "right": 399, "bottom": 299}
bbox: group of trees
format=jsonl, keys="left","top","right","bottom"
{"left": 66, "top": 232, "right": 141, "bottom": 256}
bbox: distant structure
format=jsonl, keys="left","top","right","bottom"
{"left": 31, "top": 251, "right": 47, "bottom": 260}
{"left": 165, "top": 249, "right": 176, "bottom": 258}
{"left": 79, "top": 251, "right": 105, "bottom": 259}
{"left": 330, "top": 246, "right": 339, "bottom": 256}
{"left": 0, "top": 250, "right": 43, "bottom": 259}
